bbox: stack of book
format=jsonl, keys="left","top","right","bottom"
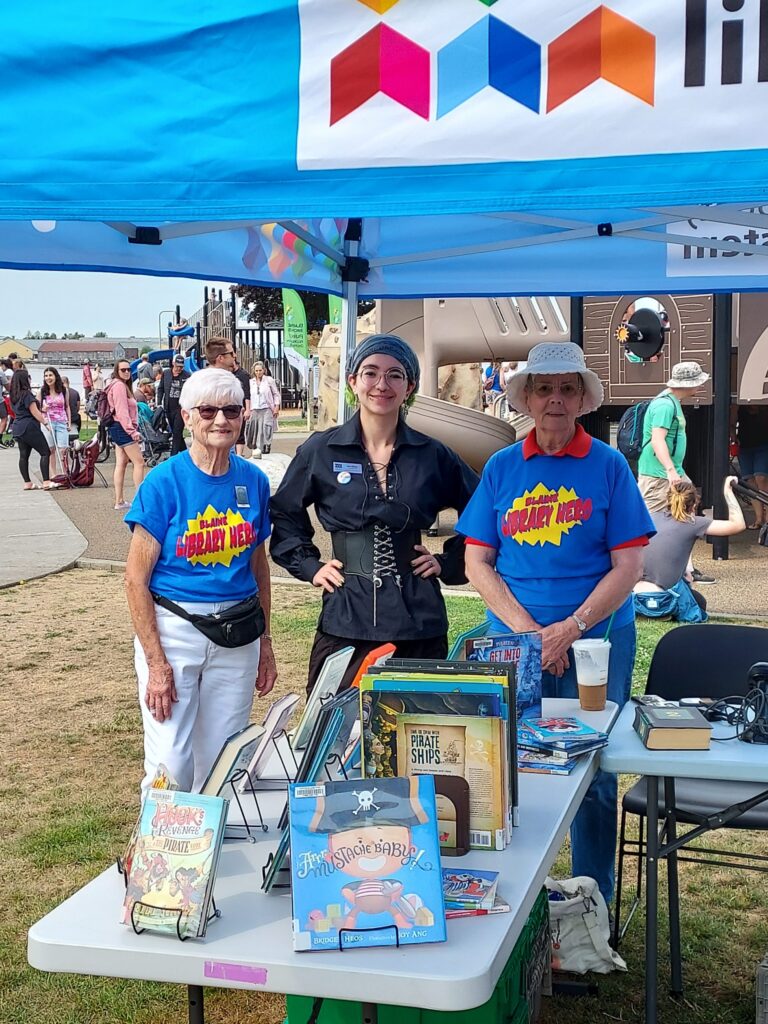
{"left": 442, "top": 868, "right": 510, "bottom": 919}
{"left": 517, "top": 716, "right": 608, "bottom": 775}
{"left": 359, "top": 661, "right": 518, "bottom": 851}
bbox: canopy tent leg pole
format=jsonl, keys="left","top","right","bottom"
{"left": 711, "top": 293, "right": 733, "bottom": 560}
{"left": 338, "top": 219, "right": 363, "bottom": 426}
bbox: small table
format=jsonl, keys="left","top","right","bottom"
{"left": 601, "top": 702, "right": 768, "bottom": 1024}
{"left": 29, "top": 698, "right": 617, "bottom": 1023}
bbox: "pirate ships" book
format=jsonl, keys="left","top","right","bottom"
{"left": 288, "top": 776, "right": 446, "bottom": 951}
{"left": 121, "top": 789, "right": 228, "bottom": 939}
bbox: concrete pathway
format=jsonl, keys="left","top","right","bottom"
{"left": 0, "top": 447, "right": 87, "bottom": 588}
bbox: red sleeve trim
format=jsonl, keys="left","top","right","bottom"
{"left": 465, "top": 537, "right": 497, "bottom": 548}
{"left": 611, "top": 536, "right": 649, "bottom": 551}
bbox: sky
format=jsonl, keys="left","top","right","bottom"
{"left": 0, "top": 270, "right": 234, "bottom": 342}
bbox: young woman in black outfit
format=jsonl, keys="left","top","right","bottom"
{"left": 9, "top": 370, "right": 55, "bottom": 490}
{"left": 270, "top": 334, "right": 479, "bottom": 693}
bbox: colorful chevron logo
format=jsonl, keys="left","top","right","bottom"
{"left": 329, "top": 5, "right": 655, "bottom": 124}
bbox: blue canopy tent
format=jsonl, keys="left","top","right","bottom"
{"left": 3, "top": 0, "right": 768, "bottom": 416}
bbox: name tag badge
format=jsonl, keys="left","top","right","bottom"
{"left": 235, "top": 485, "right": 250, "bottom": 508}
{"left": 333, "top": 462, "right": 362, "bottom": 474}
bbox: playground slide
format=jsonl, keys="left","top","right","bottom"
{"left": 407, "top": 394, "right": 523, "bottom": 474}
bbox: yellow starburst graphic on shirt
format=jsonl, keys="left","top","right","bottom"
{"left": 500, "top": 483, "right": 593, "bottom": 547}
{"left": 176, "top": 504, "right": 255, "bottom": 567}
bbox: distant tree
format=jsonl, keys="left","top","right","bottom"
{"left": 24, "top": 330, "right": 42, "bottom": 340}
{"left": 233, "top": 285, "right": 373, "bottom": 329}
{"left": 140, "top": 346, "right": 153, "bottom": 355}
{"left": 94, "top": 331, "right": 108, "bottom": 338}
{"left": 62, "top": 331, "right": 85, "bottom": 340}
{"left": 42, "top": 331, "right": 57, "bottom": 339}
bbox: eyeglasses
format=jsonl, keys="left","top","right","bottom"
{"left": 358, "top": 367, "right": 408, "bottom": 386}
{"left": 193, "top": 404, "right": 243, "bottom": 421}
{"left": 118, "top": 367, "right": 131, "bottom": 375}
{"left": 528, "top": 380, "right": 583, "bottom": 399}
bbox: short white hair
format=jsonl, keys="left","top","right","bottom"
{"left": 179, "top": 368, "right": 243, "bottom": 412}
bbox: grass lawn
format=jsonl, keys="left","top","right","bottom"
{"left": 1, "top": 573, "right": 765, "bottom": 1024}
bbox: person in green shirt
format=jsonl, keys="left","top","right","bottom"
{"left": 637, "top": 361, "right": 710, "bottom": 514}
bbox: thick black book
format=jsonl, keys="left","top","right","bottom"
{"left": 633, "top": 704, "right": 711, "bottom": 750}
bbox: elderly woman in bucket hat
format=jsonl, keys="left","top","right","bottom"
{"left": 458, "top": 342, "right": 655, "bottom": 907}
{"left": 270, "top": 333, "right": 478, "bottom": 694}
{"left": 636, "top": 360, "right": 710, "bottom": 513}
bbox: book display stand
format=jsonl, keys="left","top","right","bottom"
{"left": 220, "top": 769, "right": 268, "bottom": 841}
{"left": 128, "top": 898, "right": 221, "bottom": 943}
{"left": 261, "top": 851, "right": 291, "bottom": 890}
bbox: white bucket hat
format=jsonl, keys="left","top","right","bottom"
{"left": 506, "top": 342, "right": 604, "bottom": 415}
{"left": 666, "top": 361, "right": 710, "bottom": 389}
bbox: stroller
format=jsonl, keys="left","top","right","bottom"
{"left": 50, "top": 436, "right": 109, "bottom": 489}
{"left": 139, "top": 407, "right": 173, "bottom": 467}
{"left": 0, "top": 395, "right": 14, "bottom": 448}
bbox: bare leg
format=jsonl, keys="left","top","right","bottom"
{"left": 113, "top": 445, "right": 128, "bottom": 504}
{"left": 124, "top": 442, "right": 145, "bottom": 493}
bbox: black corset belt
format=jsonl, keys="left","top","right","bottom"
{"left": 331, "top": 526, "right": 422, "bottom": 582}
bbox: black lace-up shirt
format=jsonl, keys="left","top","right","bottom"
{"left": 269, "top": 412, "right": 479, "bottom": 641}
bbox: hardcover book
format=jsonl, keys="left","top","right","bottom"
{"left": 288, "top": 776, "right": 446, "bottom": 951}
{"left": 121, "top": 789, "right": 228, "bottom": 939}
{"left": 465, "top": 632, "right": 542, "bottom": 719}
{"left": 517, "top": 749, "right": 579, "bottom": 775}
{"left": 633, "top": 705, "right": 712, "bottom": 750}
{"left": 200, "top": 722, "right": 266, "bottom": 797}
{"left": 445, "top": 893, "right": 511, "bottom": 919}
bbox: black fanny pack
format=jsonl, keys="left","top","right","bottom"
{"left": 152, "top": 593, "right": 265, "bottom": 648}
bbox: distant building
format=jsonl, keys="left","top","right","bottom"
{"left": 0, "top": 340, "right": 35, "bottom": 361}
{"left": 35, "top": 339, "right": 152, "bottom": 366}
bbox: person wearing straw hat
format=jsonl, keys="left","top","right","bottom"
{"left": 457, "top": 342, "right": 655, "bottom": 907}
{"left": 636, "top": 360, "right": 710, "bottom": 514}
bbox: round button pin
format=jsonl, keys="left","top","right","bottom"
{"left": 337, "top": 471, "right": 352, "bottom": 485}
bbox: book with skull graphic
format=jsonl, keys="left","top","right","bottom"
{"left": 288, "top": 775, "right": 446, "bottom": 951}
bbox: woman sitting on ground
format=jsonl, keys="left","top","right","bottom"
{"left": 105, "top": 360, "right": 145, "bottom": 512}
{"left": 124, "top": 368, "right": 277, "bottom": 792}
{"left": 9, "top": 370, "right": 55, "bottom": 490}
{"left": 634, "top": 476, "right": 745, "bottom": 620}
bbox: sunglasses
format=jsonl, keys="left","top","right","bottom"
{"left": 118, "top": 367, "right": 131, "bottom": 374}
{"left": 193, "top": 404, "right": 242, "bottom": 421}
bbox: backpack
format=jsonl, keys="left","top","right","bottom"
{"left": 616, "top": 394, "right": 679, "bottom": 462}
{"left": 96, "top": 384, "right": 115, "bottom": 428}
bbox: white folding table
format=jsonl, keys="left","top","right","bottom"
{"left": 28, "top": 698, "right": 617, "bottom": 1024}
{"left": 601, "top": 702, "right": 768, "bottom": 1024}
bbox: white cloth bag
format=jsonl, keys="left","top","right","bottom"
{"left": 545, "top": 875, "right": 627, "bottom": 974}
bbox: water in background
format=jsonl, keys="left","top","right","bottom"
{"left": 27, "top": 364, "right": 115, "bottom": 392}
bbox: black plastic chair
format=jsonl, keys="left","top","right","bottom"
{"left": 613, "top": 623, "right": 768, "bottom": 947}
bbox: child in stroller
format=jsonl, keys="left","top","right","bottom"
{"left": 139, "top": 407, "right": 172, "bottom": 467}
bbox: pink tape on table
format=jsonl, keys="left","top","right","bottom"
{"left": 204, "top": 961, "right": 268, "bottom": 986}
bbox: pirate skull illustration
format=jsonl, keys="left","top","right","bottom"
{"left": 352, "top": 788, "right": 379, "bottom": 815}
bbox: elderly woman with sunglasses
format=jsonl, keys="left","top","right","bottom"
{"left": 457, "top": 342, "right": 655, "bottom": 908}
{"left": 270, "top": 334, "right": 478, "bottom": 694}
{"left": 125, "top": 368, "right": 277, "bottom": 792}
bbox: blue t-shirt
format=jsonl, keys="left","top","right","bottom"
{"left": 457, "top": 432, "right": 655, "bottom": 634}
{"left": 125, "top": 451, "right": 271, "bottom": 602}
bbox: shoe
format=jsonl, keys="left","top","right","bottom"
{"left": 262, "top": 445, "right": 271, "bottom": 455}
{"left": 42, "top": 481, "right": 60, "bottom": 490}
{"left": 252, "top": 448, "right": 262, "bottom": 460}
{"left": 114, "top": 500, "right": 131, "bottom": 511}
{"left": 691, "top": 568, "right": 716, "bottom": 585}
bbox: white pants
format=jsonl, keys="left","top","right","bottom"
{"left": 135, "top": 601, "right": 261, "bottom": 793}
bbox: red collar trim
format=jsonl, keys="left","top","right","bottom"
{"left": 522, "top": 424, "right": 592, "bottom": 460}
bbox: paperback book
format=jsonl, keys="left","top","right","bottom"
{"left": 445, "top": 894, "right": 511, "bottom": 919}
{"left": 288, "top": 776, "right": 446, "bottom": 951}
{"left": 121, "top": 789, "right": 228, "bottom": 939}
{"left": 517, "top": 748, "right": 580, "bottom": 775}
{"left": 121, "top": 763, "right": 179, "bottom": 878}
{"left": 293, "top": 645, "right": 354, "bottom": 749}
{"left": 238, "top": 693, "right": 301, "bottom": 792}
{"left": 442, "top": 867, "right": 499, "bottom": 909}
{"left": 465, "top": 632, "right": 542, "bottom": 719}
{"left": 395, "top": 713, "right": 507, "bottom": 851}
{"left": 519, "top": 716, "right": 608, "bottom": 751}
{"left": 200, "top": 722, "right": 265, "bottom": 797}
